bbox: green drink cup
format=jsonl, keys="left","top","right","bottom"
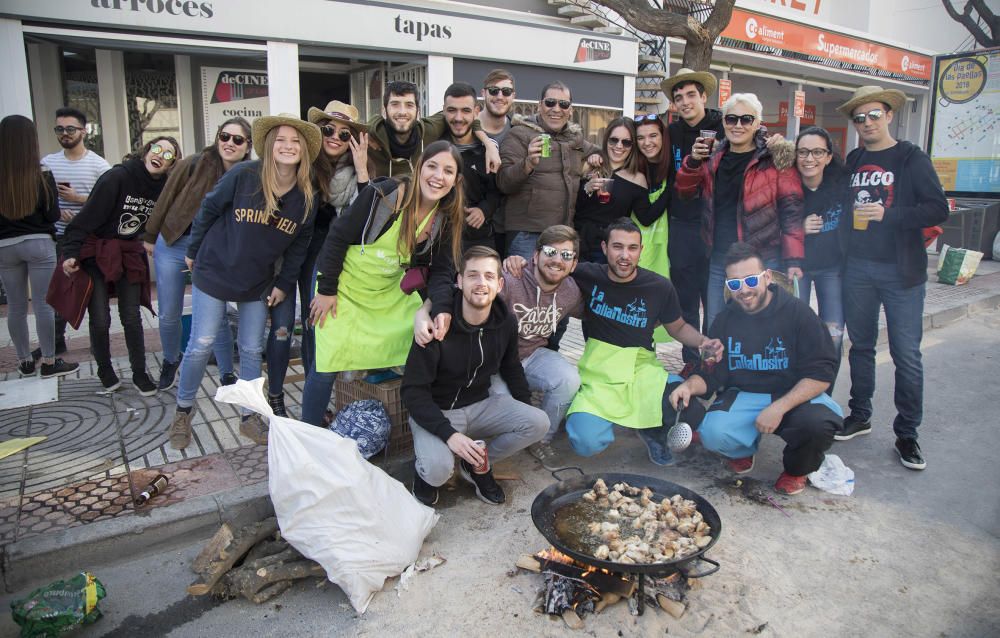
{"left": 540, "top": 133, "right": 551, "bottom": 158}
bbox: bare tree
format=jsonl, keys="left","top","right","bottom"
{"left": 583, "top": 0, "right": 737, "bottom": 70}
{"left": 942, "top": 0, "right": 999, "bottom": 48}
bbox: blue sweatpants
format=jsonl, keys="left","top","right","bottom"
{"left": 699, "top": 388, "right": 842, "bottom": 476}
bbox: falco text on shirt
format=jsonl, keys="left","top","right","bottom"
{"left": 233, "top": 208, "right": 299, "bottom": 235}
{"left": 850, "top": 164, "right": 896, "bottom": 208}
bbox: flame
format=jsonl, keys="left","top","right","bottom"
{"left": 536, "top": 547, "right": 575, "bottom": 565}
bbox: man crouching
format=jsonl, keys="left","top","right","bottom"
{"left": 402, "top": 245, "right": 548, "bottom": 506}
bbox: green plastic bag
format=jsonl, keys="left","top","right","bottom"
{"left": 10, "top": 572, "right": 106, "bottom": 637}
{"left": 936, "top": 244, "right": 984, "bottom": 285}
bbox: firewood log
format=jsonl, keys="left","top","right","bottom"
{"left": 187, "top": 517, "right": 279, "bottom": 595}
{"left": 227, "top": 560, "right": 325, "bottom": 601}
{"left": 243, "top": 538, "right": 288, "bottom": 564}
{"left": 657, "top": 594, "right": 686, "bottom": 619}
{"left": 192, "top": 523, "right": 234, "bottom": 575}
{"left": 248, "top": 581, "right": 294, "bottom": 604}
{"left": 516, "top": 555, "right": 542, "bottom": 572}
{"left": 594, "top": 592, "right": 621, "bottom": 613}
{"left": 561, "top": 608, "right": 584, "bottom": 630}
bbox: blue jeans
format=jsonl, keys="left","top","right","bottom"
{"left": 706, "top": 252, "right": 780, "bottom": 331}
{"left": 176, "top": 285, "right": 268, "bottom": 413}
{"left": 154, "top": 235, "right": 233, "bottom": 370}
{"left": 799, "top": 265, "right": 845, "bottom": 391}
{"left": 507, "top": 231, "right": 540, "bottom": 260}
{"left": 489, "top": 347, "right": 581, "bottom": 443}
{"left": 265, "top": 231, "right": 325, "bottom": 396}
{"left": 843, "top": 258, "right": 925, "bottom": 439}
{"left": 300, "top": 370, "right": 337, "bottom": 426}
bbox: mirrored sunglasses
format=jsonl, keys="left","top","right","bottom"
{"left": 321, "top": 125, "right": 353, "bottom": 142}
{"left": 723, "top": 114, "right": 756, "bottom": 127}
{"left": 486, "top": 86, "right": 514, "bottom": 97}
{"left": 150, "top": 144, "right": 175, "bottom": 161}
{"left": 634, "top": 113, "right": 660, "bottom": 123}
{"left": 53, "top": 126, "right": 83, "bottom": 135}
{"left": 540, "top": 245, "right": 577, "bottom": 261}
{"left": 724, "top": 271, "right": 767, "bottom": 292}
{"left": 543, "top": 98, "right": 572, "bottom": 110}
{"left": 218, "top": 131, "right": 247, "bottom": 146}
{"left": 852, "top": 109, "right": 884, "bottom": 124}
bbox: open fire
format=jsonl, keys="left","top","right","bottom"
{"left": 514, "top": 548, "right": 697, "bottom": 630}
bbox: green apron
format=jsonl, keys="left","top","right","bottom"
{"left": 632, "top": 179, "right": 672, "bottom": 344}
{"left": 567, "top": 338, "right": 668, "bottom": 429}
{"left": 314, "top": 211, "right": 434, "bottom": 373}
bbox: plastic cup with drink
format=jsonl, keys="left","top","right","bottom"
{"left": 699, "top": 130, "right": 718, "bottom": 154}
{"left": 597, "top": 178, "right": 613, "bottom": 204}
{"left": 853, "top": 206, "right": 870, "bottom": 231}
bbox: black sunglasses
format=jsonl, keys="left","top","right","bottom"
{"left": 543, "top": 98, "right": 572, "bottom": 110}
{"left": 851, "top": 109, "right": 885, "bottom": 124}
{"left": 321, "top": 125, "right": 353, "bottom": 142}
{"left": 485, "top": 86, "right": 514, "bottom": 97}
{"left": 54, "top": 126, "right": 83, "bottom": 135}
{"left": 723, "top": 114, "right": 756, "bottom": 127}
{"left": 608, "top": 136, "right": 633, "bottom": 149}
{"left": 218, "top": 131, "right": 247, "bottom": 146}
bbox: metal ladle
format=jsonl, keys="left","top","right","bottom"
{"left": 666, "top": 399, "right": 693, "bottom": 451}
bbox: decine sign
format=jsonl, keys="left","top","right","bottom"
{"left": 575, "top": 38, "right": 611, "bottom": 63}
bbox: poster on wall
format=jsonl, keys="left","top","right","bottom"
{"left": 928, "top": 48, "right": 999, "bottom": 197}
{"left": 200, "top": 67, "right": 269, "bottom": 153}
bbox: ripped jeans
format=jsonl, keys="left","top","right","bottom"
{"left": 175, "top": 285, "right": 268, "bottom": 413}
{"left": 798, "top": 266, "right": 844, "bottom": 392}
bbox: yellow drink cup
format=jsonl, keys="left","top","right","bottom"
{"left": 853, "top": 209, "right": 870, "bottom": 231}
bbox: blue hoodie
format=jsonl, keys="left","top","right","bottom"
{"left": 187, "top": 161, "right": 315, "bottom": 302}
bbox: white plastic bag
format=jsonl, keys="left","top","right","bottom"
{"left": 215, "top": 378, "right": 439, "bottom": 613}
{"left": 807, "top": 454, "right": 855, "bottom": 496}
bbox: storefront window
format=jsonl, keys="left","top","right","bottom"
{"left": 510, "top": 102, "right": 620, "bottom": 145}
{"left": 63, "top": 48, "right": 103, "bottom": 157}
{"left": 124, "top": 52, "right": 180, "bottom": 153}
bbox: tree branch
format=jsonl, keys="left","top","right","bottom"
{"left": 942, "top": 0, "right": 998, "bottom": 47}
{"left": 589, "top": 0, "right": 693, "bottom": 39}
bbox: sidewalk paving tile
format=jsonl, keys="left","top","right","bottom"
{"left": 0, "top": 453, "right": 25, "bottom": 498}
{"left": 23, "top": 443, "right": 127, "bottom": 495}
{"left": 0, "top": 495, "right": 19, "bottom": 542}
{"left": 223, "top": 445, "right": 268, "bottom": 487}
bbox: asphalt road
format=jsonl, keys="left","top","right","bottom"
{"left": 3, "top": 310, "right": 999, "bottom": 637}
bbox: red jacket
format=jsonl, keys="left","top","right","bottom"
{"left": 675, "top": 132, "right": 804, "bottom": 266}
{"left": 46, "top": 237, "right": 153, "bottom": 330}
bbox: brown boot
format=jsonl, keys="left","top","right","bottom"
{"left": 169, "top": 409, "right": 193, "bottom": 449}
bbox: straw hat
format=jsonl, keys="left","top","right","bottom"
{"left": 837, "top": 85, "right": 906, "bottom": 117}
{"left": 251, "top": 114, "right": 322, "bottom": 162}
{"left": 306, "top": 100, "right": 369, "bottom": 133}
{"left": 661, "top": 67, "right": 718, "bottom": 98}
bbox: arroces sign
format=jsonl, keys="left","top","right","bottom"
{"left": 575, "top": 38, "right": 611, "bottom": 63}
{"left": 90, "top": 0, "right": 214, "bottom": 18}
{"left": 722, "top": 8, "right": 932, "bottom": 81}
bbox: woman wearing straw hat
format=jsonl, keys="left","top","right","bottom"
{"left": 299, "top": 140, "right": 465, "bottom": 427}
{"left": 168, "top": 114, "right": 321, "bottom": 449}
{"left": 262, "top": 101, "right": 373, "bottom": 418}
{"left": 143, "top": 116, "right": 253, "bottom": 392}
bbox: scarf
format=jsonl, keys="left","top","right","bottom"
{"left": 328, "top": 155, "right": 359, "bottom": 210}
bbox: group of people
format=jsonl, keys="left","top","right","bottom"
{"left": 0, "top": 64, "right": 947, "bottom": 507}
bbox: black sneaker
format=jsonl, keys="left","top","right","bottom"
{"left": 268, "top": 392, "right": 288, "bottom": 417}
{"left": 412, "top": 472, "right": 439, "bottom": 507}
{"left": 40, "top": 358, "right": 79, "bottom": 379}
{"left": 834, "top": 416, "right": 872, "bottom": 441}
{"left": 18, "top": 359, "right": 35, "bottom": 377}
{"left": 98, "top": 367, "right": 121, "bottom": 391}
{"left": 132, "top": 371, "right": 158, "bottom": 397}
{"left": 895, "top": 438, "right": 926, "bottom": 470}
{"left": 221, "top": 372, "right": 238, "bottom": 386}
{"left": 459, "top": 459, "right": 505, "bottom": 505}
{"left": 158, "top": 357, "right": 181, "bottom": 391}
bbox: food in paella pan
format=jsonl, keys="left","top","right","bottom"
{"left": 559, "top": 479, "right": 712, "bottom": 564}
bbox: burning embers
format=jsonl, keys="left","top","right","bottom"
{"left": 515, "top": 548, "right": 697, "bottom": 630}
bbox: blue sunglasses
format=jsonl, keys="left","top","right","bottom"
{"left": 725, "top": 271, "right": 767, "bottom": 292}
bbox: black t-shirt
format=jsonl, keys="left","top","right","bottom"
{"left": 712, "top": 150, "right": 754, "bottom": 255}
{"left": 572, "top": 262, "right": 682, "bottom": 351}
{"left": 847, "top": 144, "right": 904, "bottom": 263}
{"left": 706, "top": 285, "right": 836, "bottom": 396}
{"left": 803, "top": 183, "right": 844, "bottom": 272}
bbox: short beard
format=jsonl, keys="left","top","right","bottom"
{"left": 58, "top": 137, "right": 81, "bottom": 150}
{"left": 486, "top": 102, "right": 509, "bottom": 117}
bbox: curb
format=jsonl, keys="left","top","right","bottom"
{"left": 1, "top": 455, "right": 415, "bottom": 594}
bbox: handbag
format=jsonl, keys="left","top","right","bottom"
{"left": 399, "top": 265, "right": 429, "bottom": 295}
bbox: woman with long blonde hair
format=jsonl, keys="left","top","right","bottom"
{"left": 167, "top": 114, "right": 321, "bottom": 450}
{"left": 0, "top": 115, "right": 78, "bottom": 378}
{"left": 301, "top": 139, "right": 464, "bottom": 426}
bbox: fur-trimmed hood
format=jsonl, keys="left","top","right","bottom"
{"left": 713, "top": 128, "right": 796, "bottom": 171}
{"left": 511, "top": 113, "right": 584, "bottom": 138}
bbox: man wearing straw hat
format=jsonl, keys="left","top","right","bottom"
{"left": 662, "top": 68, "right": 725, "bottom": 375}
{"left": 834, "top": 85, "right": 948, "bottom": 471}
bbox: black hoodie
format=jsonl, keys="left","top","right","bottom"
{"left": 401, "top": 293, "right": 531, "bottom": 443}
{"left": 62, "top": 157, "right": 166, "bottom": 259}
{"left": 668, "top": 108, "right": 724, "bottom": 225}
{"left": 704, "top": 284, "right": 836, "bottom": 397}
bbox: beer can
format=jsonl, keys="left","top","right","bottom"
{"left": 473, "top": 439, "right": 490, "bottom": 473}
{"left": 539, "top": 133, "right": 551, "bottom": 158}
